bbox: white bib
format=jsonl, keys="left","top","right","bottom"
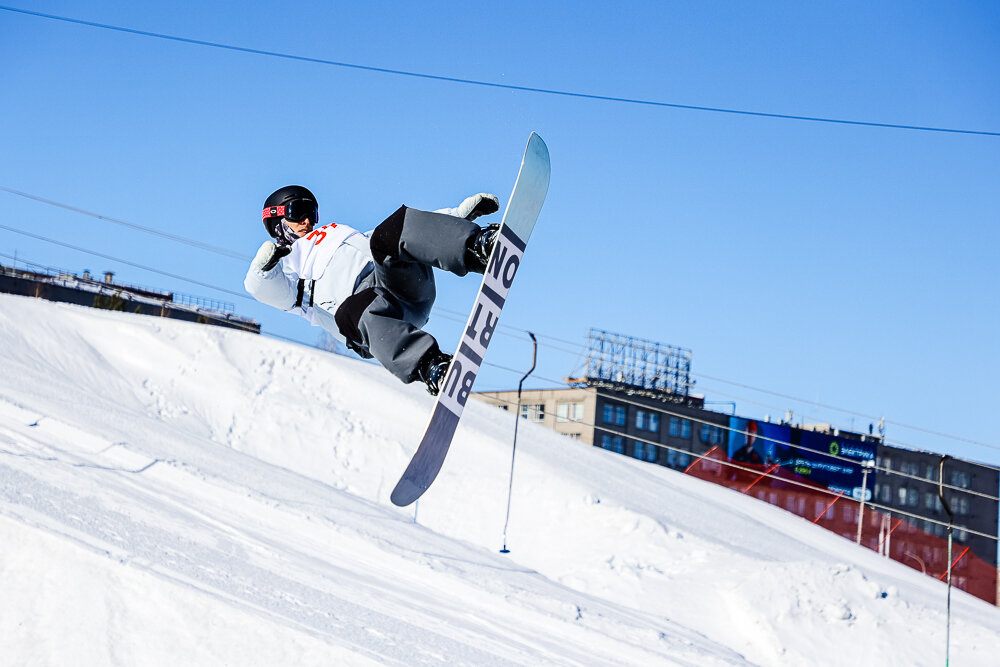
{"left": 282, "top": 223, "right": 360, "bottom": 281}
{"left": 279, "top": 223, "right": 373, "bottom": 336}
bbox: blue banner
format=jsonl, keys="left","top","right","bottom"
{"left": 728, "top": 418, "right": 877, "bottom": 499}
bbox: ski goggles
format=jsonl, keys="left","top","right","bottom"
{"left": 262, "top": 198, "right": 318, "bottom": 225}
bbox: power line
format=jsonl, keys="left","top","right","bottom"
{"left": 0, "top": 185, "right": 250, "bottom": 261}
{"left": 519, "top": 356, "right": 1000, "bottom": 465}
{"left": 455, "top": 319, "right": 1000, "bottom": 455}
{"left": 0, "top": 250, "right": 259, "bottom": 332}
{"left": 6, "top": 237, "right": 990, "bottom": 511}
{"left": 586, "top": 380, "right": 1000, "bottom": 481}
{"left": 478, "top": 390, "right": 999, "bottom": 543}
{"left": 3, "top": 5, "right": 998, "bottom": 138}
{"left": 3, "top": 206, "right": 995, "bottom": 458}
{"left": 0, "top": 223, "right": 250, "bottom": 300}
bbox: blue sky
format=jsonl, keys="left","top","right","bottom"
{"left": 1, "top": 1, "right": 997, "bottom": 464}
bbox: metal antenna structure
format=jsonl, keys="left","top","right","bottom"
{"left": 500, "top": 332, "right": 537, "bottom": 554}
{"left": 582, "top": 328, "right": 692, "bottom": 396}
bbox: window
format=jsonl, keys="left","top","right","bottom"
{"left": 700, "top": 424, "right": 724, "bottom": 445}
{"left": 950, "top": 471, "right": 971, "bottom": 489}
{"left": 602, "top": 403, "right": 626, "bottom": 426}
{"left": 557, "top": 402, "right": 584, "bottom": 423}
{"left": 908, "top": 490, "right": 919, "bottom": 508}
{"left": 600, "top": 435, "right": 624, "bottom": 454}
{"left": 666, "top": 448, "right": 689, "bottom": 469}
{"left": 635, "top": 410, "right": 660, "bottom": 432}
{"left": 520, "top": 403, "right": 544, "bottom": 421}
{"left": 924, "top": 494, "right": 942, "bottom": 512}
{"left": 669, "top": 417, "right": 692, "bottom": 439}
{"left": 634, "top": 440, "right": 657, "bottom": 462}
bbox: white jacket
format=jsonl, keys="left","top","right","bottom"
{"left": 244, "top": 223, "right": 374, "bottom": 344}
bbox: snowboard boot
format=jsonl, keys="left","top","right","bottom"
{"left": 418, "top": 349, "right": 453, "bottom": 396}
{"left": 467, "top": 223, "right": 501, "bottom": 273}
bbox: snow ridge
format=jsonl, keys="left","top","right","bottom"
{"left": 1, "top": 293, "right": 998, "bottom": 666}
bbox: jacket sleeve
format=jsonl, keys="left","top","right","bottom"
{"left": 244, "top": 241, "right": 298, "bottom": 310}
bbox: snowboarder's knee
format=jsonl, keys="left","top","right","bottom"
{"left": 334, "top": 287, "right": 381, "bottom": 350}
{"left": 370, "top": 205, "right": 408, "bottom": 265}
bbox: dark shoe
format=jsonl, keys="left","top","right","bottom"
{"left": 418, "top": 350, "right": 453, "bottom": 396}
{"left": 468, "top": 223, "right": 500, "bottom": 272}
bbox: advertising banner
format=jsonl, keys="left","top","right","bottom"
{"left": 728, "top": 418, "right": 876, "bottom": 499}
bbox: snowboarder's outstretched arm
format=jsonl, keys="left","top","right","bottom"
{"left": 244, "top": 241, "right": 297, "bottom": 311}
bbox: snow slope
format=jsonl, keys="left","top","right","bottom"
{"left": 1, "top": 292, "right": 998, "bottom": 666}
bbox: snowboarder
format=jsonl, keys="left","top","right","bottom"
{"left": 245, "top": 185, "right": 501, "bottom": 395}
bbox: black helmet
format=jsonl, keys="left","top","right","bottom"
{"left": 262, "top": 185, "right": 319, "bottom": 246}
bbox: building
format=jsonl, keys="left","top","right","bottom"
{"left": 1, "top": 261, "right": 259, "bottom": 333}
{"left": 874, "top": 444, "right": 998, "bottom": 584}
{"left": 475, "top": 387, "right": 597, "bottom": 444}
{"left": 472, "top": 382, "right": 1000, "bottom": 604}
{"left": 474, "top": 385, "right": 728, "bottom": 472}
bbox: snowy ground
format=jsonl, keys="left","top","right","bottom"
{"left": 1, "top": 292, "right": 998, "bottom": 666}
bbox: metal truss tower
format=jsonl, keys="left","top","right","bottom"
{"left": 582, "top": 328, "right": 692, "bottom": 397}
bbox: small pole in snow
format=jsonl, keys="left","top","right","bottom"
{"left": 856, "top": 459, "right": 873, "bottom": 545}
{"left": 500, "top": 331, "right": 537, "bottom": 554}
{"left": 938, "top": 455, "right": 954, "bottom": 667}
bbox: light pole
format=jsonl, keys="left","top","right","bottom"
{"left": 937, "top": 455, "right": 955, "bottom": 667}
{"left": 500, "top": 332, "right": 537, "bottom": 554}
{"left": 856, "top": 458, "right": 874, "bottom": 545}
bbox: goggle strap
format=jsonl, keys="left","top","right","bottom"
{"left": 263, "top": 205, "right": 287, "bottom": 220}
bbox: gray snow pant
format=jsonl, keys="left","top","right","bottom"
{"left": 334, "top": 206, "right": 482, "bottom": 384}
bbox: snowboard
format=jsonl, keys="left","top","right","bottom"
{"left": 390, "top": 132, "right": 550, "bottom": 507}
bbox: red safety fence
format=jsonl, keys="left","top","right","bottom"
{"left": 685, "top": 448, "right": 998, "bottom": 605}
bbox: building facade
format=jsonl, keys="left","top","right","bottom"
{"left": 474, "top": 387, "right": 597, "bottom": 444}
{"left": 472, "top": 383, "right": 1000, "bottom": 604}
{"left": 474, "top": 385, "right": 728, "bottom": 471}
{"left": 1, "top": 262, "right": 260, "bottom": 333}
{"left": 874, "top": 445, "right": 998, "bottom": 580}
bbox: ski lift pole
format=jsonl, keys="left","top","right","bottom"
{"left": 500, "top": 332, "right": 537, "bottom": 554}
{"left": 937, "top": 455, "right": 955, "bottom": 667}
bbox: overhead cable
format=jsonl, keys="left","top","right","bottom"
{"left": 0, "top": 223, "right": 250, "bottom": 300}
{"left": 2, "top": 5, "right": 998, "bottom": 138}
{"left": 0, "top": 185, "right": 250, "bottom": 261}
{"left": 3, "top": 207, "right": 995, "bottom": 457}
